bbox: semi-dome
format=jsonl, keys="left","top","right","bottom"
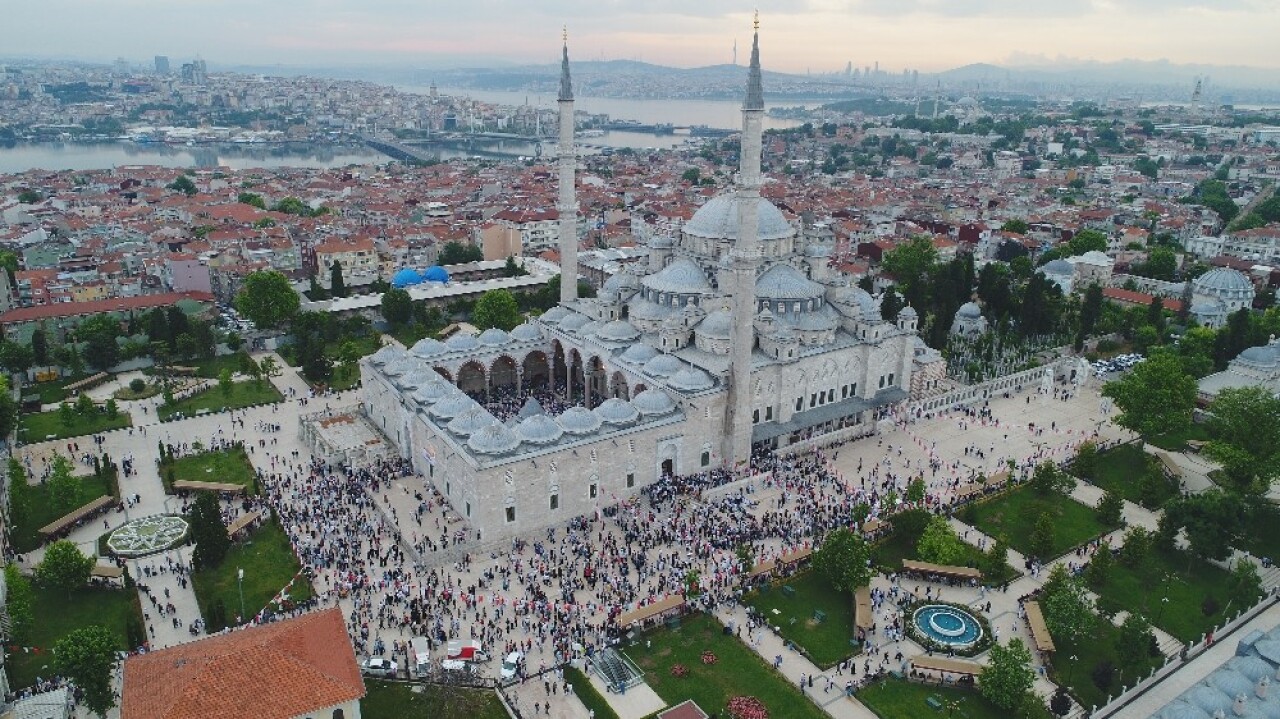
{"left": 430, "top": 393, "right": 479, "bottom": 420}
{"left": 468, "top": 422, "right": 521, "bottom": 455}
{"left": 1195, "top": 267, "right": 1252, "bottom": 293}
{"left": 594, "top": 397, "right": 640, "bottom": 425}
{"left": 683, "top": 193, "right": 793, "bottom": 241}
{"left": 540, "top": 306, "right": 570, "bottom": 324}
{"left": 478, "top": 328, "right": 511, "bottom": 346}
{"left": 1043, "top": 259, "right": 1074, "bottom": 274}
{"left": 557, "top": 406, "right": 602, "bottom": 435}
{"left": 642, "top": 257, "right": 714, "bottom": 295}
{"left": 410, "top": 337, "right": 447, "bottom": 358}
{"left": 515, "top": 414, "right": 563, "bottom": 444}
{"left": 369, "top": 345, "right": 401, "bottom": 366}
{"left": 629, "top": 298, "right": 673, "bottom": 321}
{"left": 795, "top": 311, "right": 838, "bottom": 332}
{"left": 597, "top": 320, "right": 641, "bottom": 342}
{"left": 445, "top": 333, "right": 480, "bottom": 351}
{"left": 830, "top": 285, "right": 876, "bottom": 315}
{"left": 421, "top": 265, "right": 450, "bottom": 283}
{"left": 669, "top": 365, "right": 714, "bottom": 392}
{"left": 632, "top": 389, "right": 676, "bottom": 415}
{"left": 957, "top": 301, "right": 983, "bottom": 318}
{"left": 447, "top": 407, "right": 492, "bottom": 437}
{"left": 413, "top": 378, "right": 456, "bottom": 405}
{"left": 560, "top": 313, "right": 590, "bottom": 331}
{"left": 755, "top": 263, "right": 825, "bottom": 301}
{"left": 392, "top": 268, "right": 422, "bottom": 287}
{"left": 620, "top": 343, "right": 659, "bottom": 364}
{"left": 643, "top": 353, "right": 684, "bottom": 377}
{"left": 511, "top": 322, "right": 542, "bottom": 341}
{"left": 697, "top": 309, "right": 733, "bottom": 339}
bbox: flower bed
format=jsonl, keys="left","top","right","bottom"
{"left": 670, "top": 663, "right": 689, "bottom": 678}
{"left": 701, "top": 650, "right": 718, "bottom": 665}
{"left": 726, "top": 695, "right": 769, "bottom": 719}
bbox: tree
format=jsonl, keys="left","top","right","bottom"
{"left": 76, "top": 314, "right": 121, "bottom": 370}
{"left": 811, "top": 527, "right": 872, "bottom": 593}
{"left": 167, "top": 174, "right": 197, "bottom": 196}
{"left": 502, "top": 255, "right": 528, "bottom": 277}
{"left": 1073, "top": 441, "right": 1098, "bottom": 480}
{"left": 336, "top": 340, "right": 363, "bottom": 383}
{"left": 1097, "top": 490, "right": 1123, "bottom": 526}
{"left": 4, "top": 564, "right": 34, "bottom": 643}
{"left": 381, "top": 288, "right": 412, "bottom": 326}
{"left": 234, "top": 270, "right": 300, "bottom": 329}
{"left": 1120, "top": 526, "right": 1152, "bottom": 567}
{"left": 1203, "top": 386, "right": 1280, "bottom": 495}
{"left": 1067, "top": 229, "right": 1109, "bottom": 255}
{"left": 0, "top": 340, "right": 33, "bottom": 374}
{"left": 983, "top": 538, "right": 1010, "bottom": 579}
{"left": 271, "top": 196, "right": 308, "bottom": 215}
{"left": 16, "top": 189, "right": 41, "bottom": 204}
{"left": 881, "top": 235, "right": 938, "bottom": 309}
{"left": 0, "top": 379, "right": 18, "bottom": 443}
{"left": 1159, "top": 490, "right": 1246, "bottom": 564}
{"left": 237, "top": 191, "right": 266, "bottom": 209}
{"left": 35, "top": 539, "right": 94, "bottom": 595}
{"left": 58, "top": 400, "right": 75, "bottom": 429}
{"left": 1139, "top": 247, "right": 1178, "bottom": 281}
{"left": 905, "top": 476, "right": 926, "bottom": 504}
{"left": 259, "top": 355, "right": 280, "bottom": 382}
{"left": 30, "top": 327, "right": 48, "bottom": 365}
{"left": 1116, "top": 612, "right": 1153, "bottom": 668}
{"left": 329, "top": 260, "right": 347, "bottom": 298}
{"left": 218, "top": 367, "right": 234, "bottom": 398}
{"left": 879, "top": 287, "right": 904, "bottom": 323}
{"left": 1030, "top": 511, "right": 1055, "bottom": 557}
{"left": 916, "top": 514, "right": 968, "bottom": 565}
{"left": 472, "top": 289, "right": 522, "bottom": 331}
{"left": 438, "top": 241, "right": 483, "bottom": 266}
{"left": 1031, "top": 461, "right": 1075, "bottom": 496}
{"left": 1228, "top": 559, "right": 1262, "bottom": 608}
{"left": 1040, "top": 565, "right": 1093, "bottom": 642}
{"left": 1085, "top": 542, "right": 1114, "bottom": 587}
{"left": 53, "top": 625, "right": 118, "bottom": 717}
{"left": 47, "top": 455, "right": 81, "bottom": 514}
{"left": 1000, "top": 219, "right": 1029, "bottom": 234}
{"left": 980, "top": 638, "right": 1036, "bottom": 711}
{"left": 104, "top": 397, "right": 118, "bottom": 420}
{"left": 189, "top": 491, "right": 230, "bottom": 570}
{"left": 681, "top": 167, "right": 701, "bottom": 183}
{"left": 1102, "top": 350, "right": 1196, "bottom": 440}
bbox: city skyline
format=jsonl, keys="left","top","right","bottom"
{"left": 4, "top": 1, "right": 1280, "bottom": 75}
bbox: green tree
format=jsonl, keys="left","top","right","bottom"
{"left": 237, "top": 191, "right": 266, "bottom": 209}
{"left": 1030, "top": 510, "right": 1055, "bottom": 558}
{"left": 75, "top": 392, "right": 94, "bottom": 416}
{"left": 234, "top": 270, "right": 300, "bottom": 329}
{"left": 1073, "top": 441, "right": 1098, "bottom": 479}
{"left": 983, "top": 538, "right": 1010, "bottom": 579}
{"left": 380, "top": 288, "right": 412, "bottom": 326}
{"left": 1139, "top": 247, "right": 1178, "bottom": 281}
{"left": 502, "top": 255, "right": 528, "bottom": 277}
{"left": 980, "top": 638, "right": 1036, "bottom": 711}
{"left": 1203, "top": 386, "right": 1280, "bottom": 495}
{"left": 1097, "top": 490, "right": 1123, "bottom": 526}
{"left": 3, "top": 564, "right": 34, "bottom": 642}
{"left": 438, "top": 241, "right": 484, "bottom": 266}
{"left": 76, "top": 314, "right": 121, "bottom": 369}
{"left": 329, "top": 260, "right": 347, "bottom": 298}
{"left": 472, "top": 289, "right": 522, "bottom": 331}
{"left": 1120, "top": 526, "right": 1152, "bottom": 567}
{"left": 35, "top": 539, "right": 94, "bottom": 596}
{"left": 218, "top": 367, "right": 234, "bottom": 398}
{"left": 259, "top": 355, "right": 279, "bottom": 382}
{"left": 104, "top": 397, "right": 118, "bottom": 420}
{"left": 1040, "top": 565, "right": 1093, "bottom": 642}
{"left": 1159, "top": 490, "right": 1246, "bottom": 564}
{"left": 811, "top": 527, "right": 872, "bottom": 593}
{"left": 1031, "top": 461, "right": 1075, "bottom": 496}
{"left": 1000, "top": 219, "right": 1029, "bottom": 234}
{"left": 1067, "top": 229, "right": 1109, "bottom": 255}
{"left": 1116, "top": 612, "right": 1153, "bottom": 668}
{"left": 53, "top": 625, "right": 118, "bottom": 717}
{"left": 58, "top": 400, "right": 75, "bottom": 429}
{"left": 881, "top": 235, "right": 938, "bottom": 309}
{"left": 905, "top": 476, "right": 926, "bottom": 504}
{"left": 681, "top": 167, "right": 701, "bottom": 183}
{"left": 916, "top": 514, "right": 968, "bottom": 565}
{"left": 47, "top": 455, "right": 81, "bottom": 514}
{"left": 336, "top": 340, "right": 363, "bottom": 383}
{"left": 0, "top": 378, "right": 18, "bottom": 443}
{"left": 271, "top": 196, "right": 308, "bottom": 215}
{"left": 30, "top": 327, "right": 48, "bottom": 366}
{"left": 1228, "top": 558, "right": 1262, "bottom": 607}
{"left": 16, "top": 189, "right": 42, "bottom": 204}
{"left": 189, "top": 491, "right": 230, "bottom": 570}
{"left": 0, "top": 340, "right": 33, "bottom": 374}
{"left": 1102, "top": 350, "right": 1196, "bottom": 441}
{"left": 168, "top": 174, "right": 197, "bottom": 195}
{"left": 879, "top": 287, "right": 904, "bottom": 323}
{"left": 1085, "top": 542, "right": 1114, "bottom": 587}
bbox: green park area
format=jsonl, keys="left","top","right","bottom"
{"left": 8, "top": 584, "right": 143, "bottom": 690}
{"left": 1049, "top": 613, "right": 1164, "bottom": 710}
{"left": 564, "top": 666, "right": 620, "bottom": 719}
{"left": 870, "top": 510, "right": 1019, "bottom": 586}
{"left": 960, "top": 485, "right": 1115, "bottom": 560}
{"left": 859, "top": 676, "right": 1051, "bottom": 719}
{"left": 158, "top": 380, "right": 282, "bottom": 421}
{"left": 1145, "top": 424, "right": 1212, "bottom": 453}
{"left": 627, "top": 613, "right": 827, "bottom": 719}
{"left": 29, "top": 373, "right": 96, "bottom": 405}
{"left": 192, "top": 519, "right": 311, "bottom": 631}
{"left": 12, "top": 473, "right": 112, "bottom": 554}
{"left": 1075, "top": 443, "right": 1179, "bottom": 509}
{"left": 20, "top": 406, "right": 131, "bottom": 441}
{"left": 161, "top": 445, "right": 259, "bottom": 494}
{"left": 744, "top": 571, "right": 859, "bottom": 668}
{"left": 361, "top": 680, "right": 508, "bottom": 719}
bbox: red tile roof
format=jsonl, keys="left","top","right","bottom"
{"left": 1101, "top": 287, "right": 1185, "bottom": 312}
{"left": 0, "top": 292, "right": 212, "bottom": 324}
{"left": 122, "top": 608, "right": 364, "bottom": 719}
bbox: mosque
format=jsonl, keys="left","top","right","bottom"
{"left": 359, "top": 24, "right": 927, "bottom": 540}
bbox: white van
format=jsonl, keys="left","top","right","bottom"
{"left": 410, "top": 636, "right": 432, "bottom": 678}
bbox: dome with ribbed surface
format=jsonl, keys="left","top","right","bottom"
{"left": 1043, "top": 259, "right": 1074, "bottom": 275}
{"left": 369, "top": 345, "right": 401, "bottom": 366}
{"left": 383, "top": 356, "right": 419, "bottom": 377}
{"left": 669, "top": 365, "right": 714, "bottom": 392}
{"left": 392, "top": 268, "right": 422, "bottom": 287}
{"left": 410, "top": 338, "right": 447, "bottom": 358}
{"left": 511, "top": 322, "right": 542, "bottom": 341}
{"left": 632, "top": 389, "right": 676, "bottom": 415}
{"left": 755, "top": 263, "right": 824, "bottom": 301}
{"left": 413, "top": 378, "right": 456, "bottom": 405}
{"left": 696, "top": 308, "right": 733, "bottom": 339}
{"left": 1194, "top": 267, "right": 1252, "bottom": 293}
{"left": 1228, "top": 656, "right": 1275, "bottom": 682}
{"left": 1157, "top": 702, "right": 1212, "bottom": 719}
{"left": 900, "top": 305, "right": 917, "bottom": 318}
{"left": 515, "top": 414, "right": 563, "bottom": 444}
{"left": 620, "top": 343, "right": 659, "bottom": 364}
{"left": 430, "top": 393, "right": 479, "bottom": 420}
{"left": 559, "top": 314, "right": 590, "bottom": 331}
{"left": 421, "top": 265, "right": 450, "bottom": 283}
{"left": 478, "top": 328, "right": 510, "bottom": 346}
{"left": 468, "top": 422, "right": 521, "bottom": 455}
{"left": 641, "top": 258, "right": 713, "bottom": 294}
{"left": 683, "top": 193, "right": 793, "bottom": 241}
{"left": 540, "top": 306, "right": 570, "bottom": 324}
{"left": 957, "top": 301, "right": 983, "bottom": 318}
{"left": 594, "top": 398, "right": 640, "bottom": 425}
{"left": 1208, "top": 670, "right": 1253, "bottom": 700}
{"left": 398, "top": 369, "right": 435, "bottom": 391}
{"left": 448, "top": 407, "right": 492, "bottom": 437}
{"left": 643, "top": 353, "right": 684, "bottom": 377}
{"left": 597, "top": 320, "right": 641, "bottom": 342}
{"left": 557, "top": 406, "right": 602, "bottom": 435}
{"left": 1187, "top": 685, "right": 1231, "bottom": 715}
{"left": 445, "top": 333, "right": 480, "bottom": 351}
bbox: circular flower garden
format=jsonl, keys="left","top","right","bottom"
{"left": 105, "top": 514, "right": 190, "bottom": 557}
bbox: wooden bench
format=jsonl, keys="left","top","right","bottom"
{"left": 38, "top": 495, "right": 115, "bottom": 537}
{"left": 926, "top": 696, "right": 943, "bottom": 710}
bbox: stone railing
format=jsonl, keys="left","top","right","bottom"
{"left": 905, "top": 364, "right": 1054, "bottom": 416}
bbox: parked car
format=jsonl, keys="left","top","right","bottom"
{"left": 359, "top": 656, "right": 398, "bottom": 678}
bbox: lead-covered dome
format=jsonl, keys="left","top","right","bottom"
{"left": 445, "top": 333, "right": 480, "bottom": 351}
{"left": 468, "top": 422, "right": 521, "bottom": 455}
{"left": 413, "top": 378, "right": 456, "bottom": 405}
{"left": 560, "top": 313, "right": 590, "bottom": 331}
{"left": 511, "top": 322, "right": 542, "bottom": 341}
{"left": 557, "top": 406, "right": 602, "bottom": 435}
{"left": 683, "top": 193, "right": 793, "bottom": 241}
{"left": 597, "top": 320, "right": 641, "bottom": 342}
{"left": 369, "top": 345, "right": 401, "bottom": 366}
{"left": 620, "top": 343, "right": 659, "bottom": 364}
{"left": 643, "top": 353, "right": 684, "bottom": 377}
{"left": 957, "top": 301, "right": 983, "bottom": 318}
{"left": 383, "top": 356, "right": 419, "bottom": 377}
{"left": 540, "top": 306, "right": 570, "bottom": 324}
{"left": 632, "top": 389, "right": 676, "bottom": 416}
{"left": 642, "top": 257, "right": 713, "bottom": 294}
{"left": 1194, "top": 267, "right": 1251, "bottom": 294}
{"left": 478, "top": 328, "right": 510, "bottom": 346}
{"left": 697, "top": 308, "right": 733, "bottom": 339}
{"left": 430, "top": 393, "right": 479, "bottom": 420}
{"left": 594, "top": 398, "right": 640, "bottom": 425}
{"left": 756, "top": 263, "right": 824, "bottom": 301}
{"left": 448, "top": 407, "right": 492, "bottom": 437}
{"left": 410, "top": 338, "right": 447, "bottom": 358}
{"left": 669, "top": 365, "right": 714, "bottom": 392}
{"left": 398, "top": 369, "right": 435, "bottom": 391}
{"left": 515, "top": 414, "right": 563, "bottom": 445}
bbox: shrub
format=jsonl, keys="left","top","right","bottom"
{"left": 726, "top": 696, "right": 769, "bottom": 719}
{"left": 1091, "top": 660, "right": 1115, "bottom": 692}
{"left": 1050, "top": 687, "right": 1073, "bottom": 716}
{"left": 1201, "top": 596, "right": 1220, "bottom": 617}
{"left": 129, "top": 378, "right": 146, "bottom": 393}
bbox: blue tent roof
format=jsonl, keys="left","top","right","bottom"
{"left": 422, "top": 266, "right": 450, "bottom": 283}
{"left": 392, "top": 268, "right": 422, "bottom": 287}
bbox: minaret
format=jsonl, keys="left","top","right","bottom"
{"left": 724, "top": 14, "right": 765, "bottom": 467}
{"left": 557, "top": 28, "right": 579, "bottom": 305}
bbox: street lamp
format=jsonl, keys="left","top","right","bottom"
{"left": 237, "top": 567, "right": 246, "bottom": 624}
{"left": 1066, "top": 654, "right": 1079, "bottom": 688}
{"left": 1155, "top": 597, "right": 1170, "bottom": 628}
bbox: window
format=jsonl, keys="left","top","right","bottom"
{"left": 795, "top": 398, "right": 803, "bottom": 411}
{"left": 590, "top": 449, "right": 598, "bottom": 463}
{"left": 465, "top": 502, "right": 471, "bottom": 517}
{"left": 505, "top": 506, "right": 516, "bottom": 523}
{"left": 879, "top": 375, "right": 885, "bottom": 389}
{"left": 766, "top": 406, "right": 773, "bottom": 421}
{"left": 753, "top": 409, "right": 760, "bottom": 423}
{"left": 700, "top": 451, "right": 710, "bottom": 467}
{"left": 589, "top": 483, "right": 598, "bottom": 499}
{"left": 549, "top": 494, "right": 559, "bottom": 510}
{"left": 852, "top": 383, "right": 857, "bottom": 396}
{"left": 628, "top": 439, "right": 635, "bottom": 453}
{"left": 446, "top": 482, "right": 451, "bottom": 496}
{"left": 626, "top": 473, "right": 635, "bottom": 488}
{"left": 842, "top": 385, "right": 849, "bottom": 399}
{"left": 889, "top": 373, "right": 895, "bottom": 385}
{"left": 810, "top": 393, "right": 817, "bottom": 408}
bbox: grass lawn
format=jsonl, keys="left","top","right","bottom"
{"left": 871, "top": 523, "right": 1019, "bottom": 585}
{"left": 189, "top": 352, "right": 254, "bottom": 379}
{"left": 1092, "top": 547, "right": 1259, "bottom": 644}
{"left": 960, "top": 486, "right": 1115, "bottom": 559}
{"left": 1084, "top": 444, "right": 1179, "bottom": 509}
{"left": 627, "top": 612, "right": 828, "bottom": 719}
{"left": 19, "top": 408, "right": 132, "bottom": 441}
{"left": 1049, "top": 614, "right": 1163, "bottom": 710}
{"left": 859, "top": 676, "right": 1052, "bottom": 719}
{"left": 1146, "top": 423, "right": 1212, "bottom": 452}
{"left": 7, "top": 584, "right": 143, "bottom": 690}
{"left": 743, "top": 571, "right": 859, "bottom": 668}
{"left": 565, "top": 666, "right": 621, "bottom": 719}
{"left": 158, "top": 380, "right": 282, "bottom": 421}
{"left": 12, "top": 472, "right": 112, "bottom": 553}
{"left": 28, "top": 373, "right": 94, "bottom": 405}
{"left": 162, "top": 446, "right": 258, "bottom": 494}
{"left": 361, "top": 679, "right": 508, "bottom": 719}
{"left": 192, "top": 518, "right": 312, "bottom": 631}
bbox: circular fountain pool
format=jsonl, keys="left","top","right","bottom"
{"left": 912, "top": 604, "right": 984, "bottom": 649}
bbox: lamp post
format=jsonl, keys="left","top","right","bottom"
{"left": 1155, "top": 596, "right": 1170, "bottom": 628}
{"left": 237, "top": 567, "right": 246, "bottom": 624}
{"left": 1067, "top": 654, "right": 1079, "bottom": 688}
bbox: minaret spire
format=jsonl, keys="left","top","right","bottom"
{"left": 557, "top": 29, "right": 579, "bottom": 305}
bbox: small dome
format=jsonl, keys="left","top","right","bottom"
{"left": 1043, "top": 259, "right": 1074, "bottom": 274}
{"left": 900, "top": 305, "right": 917, "bottom": 317}
{"left": 697, "top": 309, "right": 733, "bottom": 340}
{"left": 629, "top": 299, "right": 674, "bottom": 321}
{"left": 557, "top": 406, "right": 602, "bottom": 435}
{"left": 579, "top": 320, "right": 602, "bottom": 336}
{"left": 669, "top": 365, "right": 714, "bottom": 392}
{"left": 632, "top": 389, "right": 676, "bottom": 415}
{"left": 478, "top": 328, "right": 511, "bottom": 346}
{"left": 445, "top": 333, "right": 480, "bottom": 351}
{"left": 1194, "top": 267, "right": 1252, "bottom": 294}
{"left": 594, "top": 398, "right": 640, "bottom": 425}
{"left": 398, "top": 369, "right": 435, "bottom": 391}
{"left": 1209, "top": 670, "right": 1254, "bottom": 700}
{"left": 603, "top": 271, "right": 640, "bottom": 292}
{"left": 830, "top": 285, "right": 875, "bottom": 314}
{"left": 1228, "top": 656, "right": 1275, "bottom": 682}
{"left": 369, "top": 345, "right": 401, "bottom": 366}
{"left": 642, "top": 257, "right": 714, "bottom": 295}
{"left": 468, "top": 422, "right": 521, "bottom": 455}
{"left": 1158, "top": 702, "right": 1212, "bottom": 719}
{"left": 643, "top": 353, "right": 684, "bottom": 377}
{"left": 421, "top": 265, "right": 450, "bottom": 283}
{"left": 413, "top": 378, "right": 456, "bottom": 405}
{"left": 448, "top": 407, "right": 492, "bottom": 437}
{"left": 410, "top": 338, "right": 447, "bottom": 358}
{"left": 1239, "top": 344, "right": 1280, "bottom": 366}
{"left": 620, "top": 343, "right": 659, "bottom": 364}
{"left": 648, "top": 234, "right": 675, "bottom": 249}
{"left": 392, "top": 268, "right": 422, "bottom": 287}
{"left": 540, "top": 306, "right": 570, "bottom": 324}
{"left": 756, "top": 263, "right": 825, "bottom": 301}
{"left": 957, "top": 301, "right": 983, "bottom": 318}
{"left": 515, "top": 414, "right": 563, "bottom": 444}
{"left": 597, "top": 320, "right": 641, "bottom": 342}
{"left": 796, "top": 311, "right": 837, "bottom": 332}
{"left": 511, "top": 322, "right": 542, "bottom": 341}
{"left": 1188, "top": 684, "right": 1232, "bottom": 714}
{"left": 383, "top": 356, "right": 419, "bottom": 377}
{"left": 560, "top": 314, "right": 590, "bottom": 331}
{"left": 804, "top": 243, "right": 832, "bottom": 258}
{"left": 684, "top": 193, "right": 793, "bottom": 241}
{"left": 430, "top": 393, "right": 479, "bottom": 420}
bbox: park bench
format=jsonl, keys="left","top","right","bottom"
{"left": 812, "top": 609, "right": 827, "bottom": 623}
{"left": 926, "top": 695, "right": 943, "bottom": 711}
{"left": 781, "top": 585, "right": 796, "bottom": 598}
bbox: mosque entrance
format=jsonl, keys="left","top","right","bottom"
{"left": 661, "top": 459, "right": 674, "bottom": 477}
{"left": 523, "top": 351, "right": 550, "bottom": 393}
{"left": 491, "top": 356, "right": 518, "bottom": 395}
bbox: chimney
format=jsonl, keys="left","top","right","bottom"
{"left": 1233, "top": 693, "right": 1247, "bottom": 716}
{"left": 1257, "top": 676, "right": 1270, "bottom": 699}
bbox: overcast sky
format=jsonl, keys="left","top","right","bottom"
{"left": 5, "top": 0, "right": 1278, "bottom": 73}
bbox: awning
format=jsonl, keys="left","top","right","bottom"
{"left": 902, "top": 559, "right": 981, "bottom": 580}
{"left": 1024, "top": 601, "right": 1056, "bottom": 653}
{"left": 225, "top": 511, "right": 261, "bottom": 537}
{"left": 91, "top": 564, "right": 124, "bottom": 579}
{"left": 172, "top": 480, "right": 246, "bottom": 493}
{"left": 855, "top": 586, "right": 874, "bottom": 631}
{"left": 617, "top": 595, "right": 685, "bottom": 627}
{"left": 911, "top": 655, "right": 983, "bottom": 676}
{"left": 752, "top": 387, "right": 907, "bottom": 442}
{"left": 39, "top": 495, "right": 114, "bottom": 536}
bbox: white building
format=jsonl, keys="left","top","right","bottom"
{"left": 1189, "top": 267, "right": 1255, "bottom": 329}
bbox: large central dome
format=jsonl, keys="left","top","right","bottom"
{"left": 683, "top": 193, "right": 793, "bottom": 241}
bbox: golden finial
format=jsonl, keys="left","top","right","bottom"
{"left": 753, "top": 10, "right": 759, "bottom": 31}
